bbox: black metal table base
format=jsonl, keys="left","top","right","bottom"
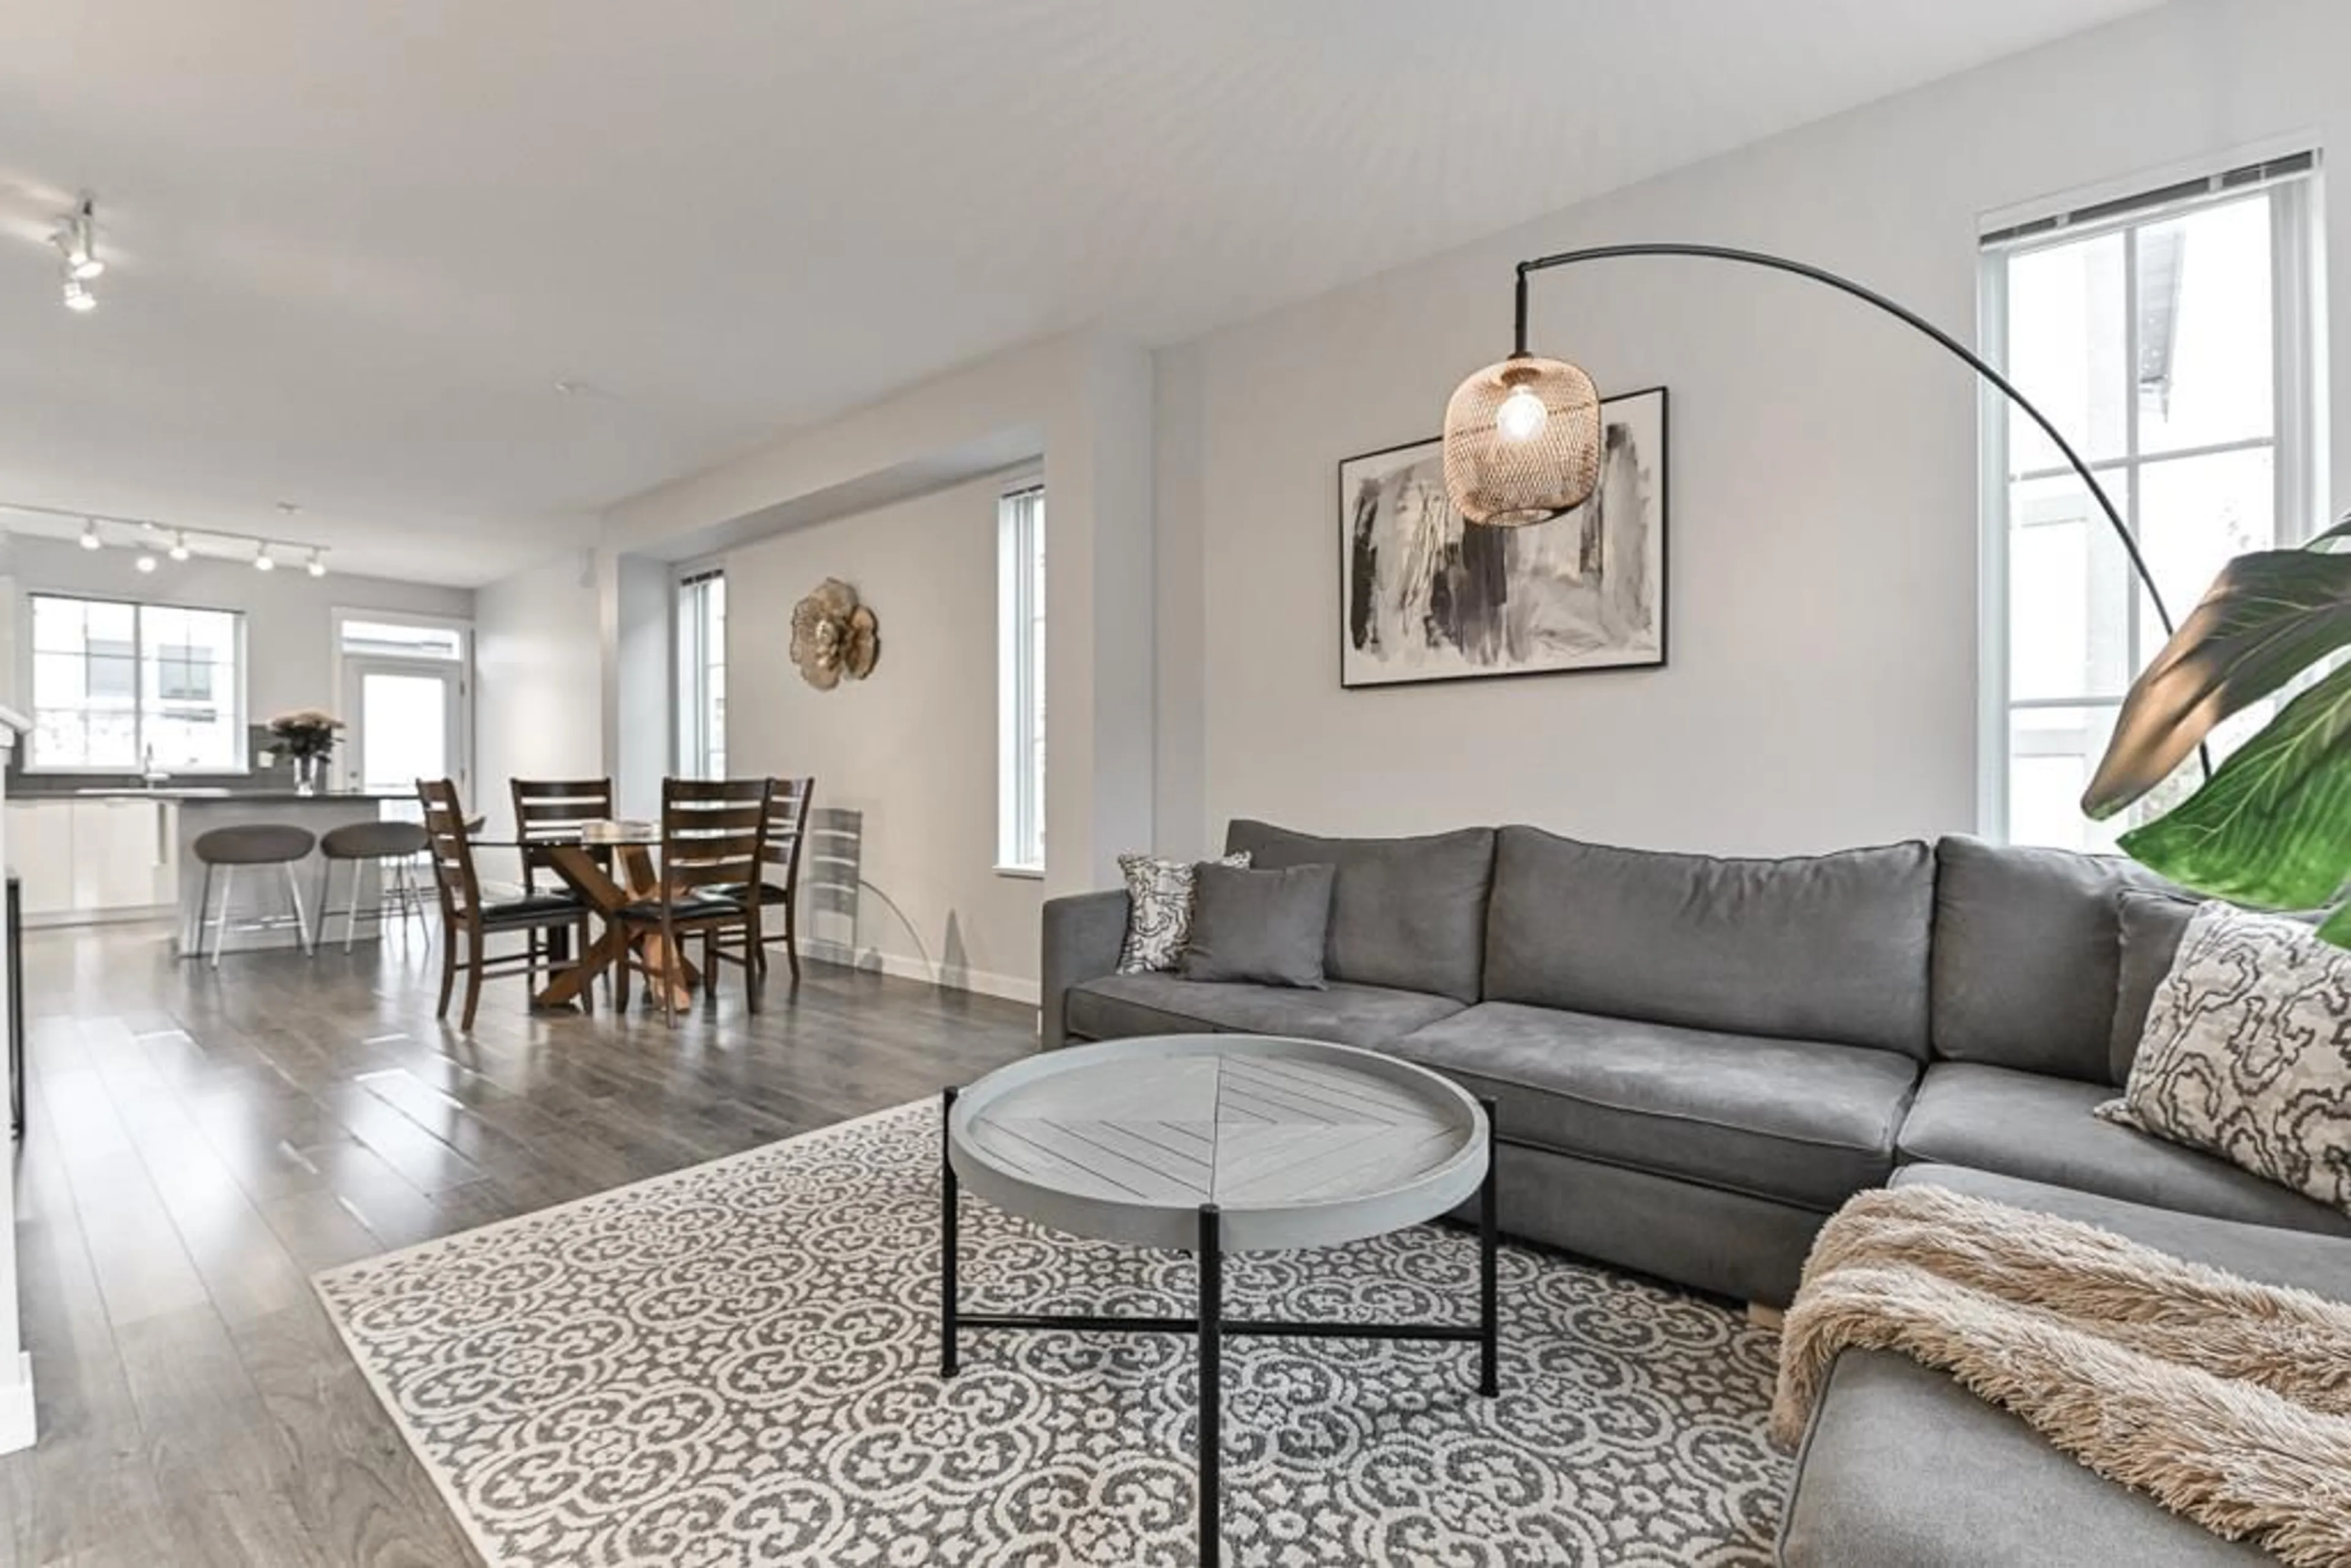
{"left": 939, "top": 1087, "right": 1502, "bottom": 1568}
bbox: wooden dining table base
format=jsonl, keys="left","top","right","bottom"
{"left": 530, "top": 843, "right": 699, "bottom": 1013}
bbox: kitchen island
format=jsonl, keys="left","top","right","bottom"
{"left": 145, "top": 791, "right": 419, "bottom": 956}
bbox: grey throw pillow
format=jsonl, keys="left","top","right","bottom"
{"left": 2098, "top": 902, "right": 2351, "bottom": 1217}
{"left": 1181, "top": 862, "right": 1335, "bottom": 989}
{"left": 1116, "top": 851, "right": 1250, "bottom": 973}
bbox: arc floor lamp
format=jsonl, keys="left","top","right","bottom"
{"left": 1438, "top": 240, "right": 2208, "bottom": 779}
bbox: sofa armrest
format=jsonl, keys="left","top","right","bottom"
{"left": 1040, "top": 889, "right": 1130, "bottom": 1049}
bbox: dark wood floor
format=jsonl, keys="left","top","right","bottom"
{"left": 0, "top": 918, "right": 1038, "bottom": 1567}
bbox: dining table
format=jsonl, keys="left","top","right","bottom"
{"left": 471, "top": 823, "right": 700, "bottom": 1013}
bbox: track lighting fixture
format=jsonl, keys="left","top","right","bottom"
{"left": 0, "top": 501, "right": 331, "bottom": 576}
{"left": 61, "top": 275, "right": 96, "bottom": 313}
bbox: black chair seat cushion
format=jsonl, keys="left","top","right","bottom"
{"left": 617, "top": 893, "right": 748, "bottom": 923}
{"left": 476, "top": 893, "right": 586, "bottom": 928}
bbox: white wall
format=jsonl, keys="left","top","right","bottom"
{"left": 725, "top": 473, "right": 1043, "bottom": 1000}
{"left": 1153, "top": 0, "right": 2351, "bottom": 859}
{"left": 476, "top": 548, "right": 606, "bottom": 838}
{"left": 0, "top": 533, "right": 473, "bottom": 746}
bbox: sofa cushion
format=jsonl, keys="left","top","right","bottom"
{"left": 1892, "top": 1163, "right": 2351, "bottom": 1299}
{"left": 1481, "top": 827, "right": 1933, "bottom": 1056}
{"left": 1930, "top": 836, "right": 2171, "bottom": 1081}
{"left": 1779, "top": 1351, "right": 2271, "bottom": 1567}
{"left": 1782, "top": 1163, "right": 2351, "bottom": 1568}
{"left": 1180, "top": 862, "right": 1333, "bottom": 988}
{"left": 1894, "top": 1062, "right": 2351, "bottom": 1236}
{"left": 1385, "top": 1002, "right": 1919, "bottom": 1210}
{"left": 1062, "top": 972, "right": 1462, "bottom": 1048}
{"left": 1224, "top": 820, "right": 1494, "bottom": 1003}
{"left": 2109, "top": 888, "right": 2199, "bottom": 1083}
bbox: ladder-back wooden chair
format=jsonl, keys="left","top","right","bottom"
{"left": 511, "top": 777, "right": 614, "bottom": 974}
{"left": 614, "top": 778, "right": 773, "bottom": 1024}
{"left": 710, "top": 776, "right": 816, "bottom": 984}
{"left": 419, "top": 778, "right": 593, "bottom": 1030}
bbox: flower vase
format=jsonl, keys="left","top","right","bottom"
{"left": 294, "top": 754, "right": 325, "bottom": 795}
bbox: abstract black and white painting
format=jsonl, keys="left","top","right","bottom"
{"left": 1340, "top": 386, "right": 1667, "bottom": 688}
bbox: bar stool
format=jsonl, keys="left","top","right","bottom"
{"left": 190, "top": 825, "right": 318, "bottom": 966}
{"left": 318, "top": 820, "right": 433, "bottom": 952}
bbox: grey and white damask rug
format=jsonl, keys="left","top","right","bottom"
{"left": 315, "top": 1102, "right": 1787, "bottom": 1566}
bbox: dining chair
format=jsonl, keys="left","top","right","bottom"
{"left": 418, "top": 778, "right": 594, "bottom": 1030}
{"left": 614, "top": 778, "right": 773, "bottom": 1025}
{"left": 712, "top": 776, "right": 815, "bottom": 984}
{"left": 511, "top": 777, "right": 614, "bottom": 977}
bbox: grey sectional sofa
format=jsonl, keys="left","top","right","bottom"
{"left": 1040, "top": 819, "right": 2351, "bottom": 1564}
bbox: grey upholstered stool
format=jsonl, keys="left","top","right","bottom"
{"left": 318, "top": 820, "right": 433, "bottom": 952}
{"left": 190, "top": 824, "right": 318, "bottom": 966}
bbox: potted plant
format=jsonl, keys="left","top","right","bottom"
{"left": 2083, "top": 515, "right": 2351, "bottom": 941}
{"left": 266, "top": 708, "right": 345, "bottom": 795}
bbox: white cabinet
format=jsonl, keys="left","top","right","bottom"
{"left": 7, "top": 798, "right": 175, "bottom": 922}
{"left": 5, "top": 803, "right": 74, "bottom": 918}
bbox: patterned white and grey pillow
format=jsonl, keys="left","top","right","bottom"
{"left": 1116, "top": 851, "right": 1250, "bottom": 973}
{"left": 2098, "top": 902, "right": 2351, "bottom": 1217}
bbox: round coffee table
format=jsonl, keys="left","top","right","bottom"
{"left": 939, "top": 1033, "right": 1499, "bottom": 1568}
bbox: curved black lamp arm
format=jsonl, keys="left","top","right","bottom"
{"left": 1510, "top": 241, "right": 2208, "bottom": 781}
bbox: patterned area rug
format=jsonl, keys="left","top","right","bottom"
{"left": 315, "top": 1102, "right": 1787, "bottom": 1566}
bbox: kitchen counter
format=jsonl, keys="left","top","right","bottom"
{"left": 172, "top": 794, "right": 416, "bottom": 957}
{"left": 66, "top": 789, "right": 415, "bottom": 803}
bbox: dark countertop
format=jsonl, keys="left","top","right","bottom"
{"left": 22, "top": 789, "right": 411, "bottom": 804}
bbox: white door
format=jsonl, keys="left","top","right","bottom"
{"left": 342, "top": 658, "right": 465, "bottom": 799}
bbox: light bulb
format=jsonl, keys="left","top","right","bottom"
{"left": 62, "top": 277, "right": 96, "bottom": 313}
{"left": 135, "top": 552, "right": 158, "bottom": 574}
{"left": 306, "top": 550, "right": 326, "bottom": 578}
{"left": 168, "top": 531, "right": 190, "bottom": 561}
{"left": 253, "top": 547, "right": 275, "bottom": 572}
{"left": 68, "top": 251, "right": 103, "bottom": 282}
{"left": 1495, "top": 385, "right": 1550, "bottom": 444}
{"left": 78, "top": 520, "right": 102, "bottom": 550}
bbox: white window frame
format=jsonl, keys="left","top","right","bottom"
{"left": 329, "top": 607, "right": 474, "bottom": 795}
{"left": 675, "top": 565, "right": 727, "bottom": 780}
{"left": 20, "top": 591, "right": 250, "bottom": 775}
{"left": 996, "top": 479, "right": 1046, "bottom": 877}
{"left": 1976, "top": 148, "right": 2324, "bottom": 842}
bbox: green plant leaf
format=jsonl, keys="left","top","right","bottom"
{"left": 2117, "top": 658, "right": 2351, "bottom": 910}
{"left": 2083, "top": 546, "right": 2351, "bottom": 819}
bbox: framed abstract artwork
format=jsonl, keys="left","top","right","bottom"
{"left": 1338, "top": 385, "right": 1667, "bottom": 688}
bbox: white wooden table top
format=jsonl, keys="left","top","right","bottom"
{"left": 948, "top": 1034, "right": 1488, "bottom": 1252}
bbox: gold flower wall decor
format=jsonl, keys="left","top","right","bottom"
{"left": 789, "top": 578, "right": 880, "bottom": 690}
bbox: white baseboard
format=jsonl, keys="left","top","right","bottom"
{"left": 802, "top": 939, "right": 1040, "bottom": 1007}
{"left": 0, "top": 1353, "right": 34, "bottom": 1454}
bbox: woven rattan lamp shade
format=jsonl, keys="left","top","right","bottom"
{"left": 1441, "top": 354, "right": 1602, "bottom": 526}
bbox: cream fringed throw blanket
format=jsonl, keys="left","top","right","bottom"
{"left": 1771, "top": 1186, "right": 2351, "bottom": 1567}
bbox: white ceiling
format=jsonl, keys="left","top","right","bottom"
{"left": 0, "top": 0, "right": 2161, "bottom": 587}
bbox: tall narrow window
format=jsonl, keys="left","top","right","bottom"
{"left": 1982, "top": 155, "right": 2320, "bottom": 850}
{"left": 677, "top": 568, "right": 727, "bottom": 779}
{"left": 997, "top": 482, "right": 1046, "bottom": 873}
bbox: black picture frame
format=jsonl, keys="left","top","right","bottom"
{"left": 1337, "top": 385, "right": 1669, "bottom": 691}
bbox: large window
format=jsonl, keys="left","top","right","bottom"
{"left": 997, "top": 482, "right": 1046, "bottom": 874}
{"left": 28, "top": 594, "right": 246, "bottom": 771}
{"left": 1982, "top": 156, "right": 2320, "bottom": 850}
{"left": 677, "top": 568, "right": 727, "bottom": 779}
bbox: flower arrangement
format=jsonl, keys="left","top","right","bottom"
{"left": 266, "top": 708, "right": 345, "bottom": 759}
